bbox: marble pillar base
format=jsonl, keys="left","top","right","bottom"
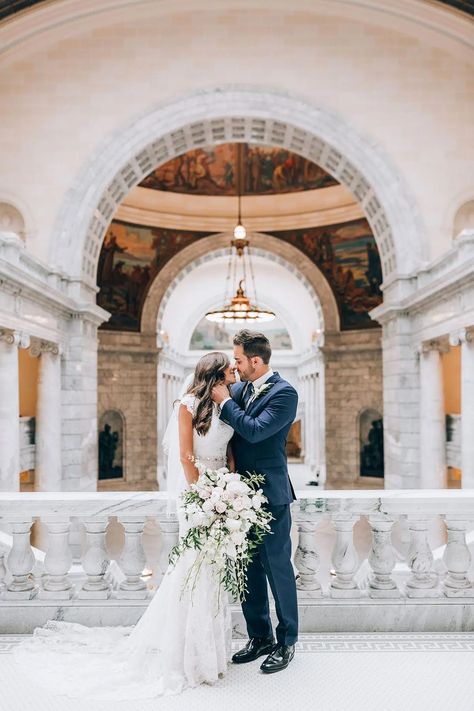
{"left": 297, "top": 589, "right": 324, "bottom": 599}
{"left": 443, "top": 587, "right": 474, "bottom": 598}
{"left": 5, "top": 598, "right": 474, "bottom": 634}
{"left": 115, "top": 589, "right": 150, "bottom": 600}
{"left": 330, "top": 587, "right": 362, "bottom": 599}
{"left": 39, "top": 589, "right": 74, "bottom": 600}
{"left": 369, "top": 588, "right": 401, "bottom": 599}
{"left": 3, "top": 589, "right": 38, "bottom": 600}
{"left": 405, "top": 587, "right": 440, "bottom": 599}
{"left": 77, "top": 589, "right": 111, "bottom": 600}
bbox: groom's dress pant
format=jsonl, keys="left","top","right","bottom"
{"left": 242, "top": 503, "right": 298, "bottom": 646}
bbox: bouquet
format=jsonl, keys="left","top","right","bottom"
{"left": 169, "top": 465, "right": 273, "bottom": 601}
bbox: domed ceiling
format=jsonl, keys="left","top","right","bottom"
{"left": 138, "top": 144, "right": 338, "bottom": 197}
{"left": 1, "top": 1, "right": 472, "bottom": 22}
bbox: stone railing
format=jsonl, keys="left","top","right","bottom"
{"left": 1, "top": 490, "right": 474, "bottom": 632}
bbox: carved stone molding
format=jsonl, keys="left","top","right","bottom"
{"left": 29, "top": 339, "right": 61, "bottom": 358}
{"left": 0, "top": 329, "right": 30, "bottom": 349}
{"left": 418, "top": 338, "right": 450, "bottom": 357}
{"left": 449, "top": 327, "right": 474, "bottom": 347}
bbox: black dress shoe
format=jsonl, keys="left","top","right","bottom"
{"left": 232, "top": 636, "right": 276, "bottom": 664}
{"left": 260, "top": 644, "right": 295, "bottom": 674}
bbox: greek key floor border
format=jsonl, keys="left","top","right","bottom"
{"left": 2, "top": 634, "right": 474, "bottom": 654}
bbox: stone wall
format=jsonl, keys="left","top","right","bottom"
{"left": 324, "top": 329, "right": 383, "bottom": 488}
{"left": 98, "top": 331, "right": 158, "bottom": 490}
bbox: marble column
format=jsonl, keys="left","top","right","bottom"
{"left": 0, "top": 330, "right": 29, "bottom": 491}
{"left": 449, "top": 328, "right": 474, "bottom": 487}
{"left": 32, "top": 341, "right": 62, "bottom": 491}
{"left": 419, "top": 340, "right": 447, "bottom": 488}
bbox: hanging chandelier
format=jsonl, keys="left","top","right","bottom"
{"left": 205, "top": 145, "right": 275, "bottom": 325}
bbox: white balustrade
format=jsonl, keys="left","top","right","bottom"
{"left": 294, "top": 520, "right": 322, "bottom": 597}
{"left": 367, "top": 514, "right": 400, "bottom": 598}
{"left": 0, "top": 491, "right": 474, "bottom": 627}
{"left": 329, "top": 513, "right": 361, "bottom": 598}
{"left": 117, "top": 518, "right": 149, "bottom": 599}
{"left": 405, "top": 516, "right": 439, "bottom": 597}
{"left": 442, "top": 518, "right": 473, "bottom": 597}
{"left": 4, "top": 519, "right": 37, "bottom": 599}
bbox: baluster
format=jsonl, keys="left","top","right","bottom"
{"left": 40, "top": 519, "right": 73, "bottom": 599}
{"left": 294, "top": 520, "right": 322, "bottom": 597}
{"left": 0, "top": 553, "right": 6, "bottom": 591}
{"left": 330, "top": 513, "right": 361, "bottom": 598}
{"left": 116, "top": 518, "right": 149, "bottom": 599}
{"left": 367, "top": 515, "right": 400, "bottom": 598}
{"left": 4, "top": 519, "right": 37, "bottom": 599}
{"left": 78, "top": 518, "right": 111, "bottom": 599}
{"left": 442, "top": 518, "right": 474, "bottom": 597}
{"left": 405, "top": 516, "right": 439, "bottom": 597}
{"left": 156, "top": 519, "right": 180, "bottom": 584}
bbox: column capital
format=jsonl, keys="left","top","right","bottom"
{"left": 0, "top": 329, "right": 30, "bottom": 349}
{"left": 417, "top": 338, "right": 449, "bottom": 357}
{"left": 29, "top": 338, "right": 62, "bottom": 358}
{"left": 449, "top": 327, "right": 474, "bottom": 347}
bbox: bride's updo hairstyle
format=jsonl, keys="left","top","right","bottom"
{"left": 188, "top": 351, "right": 230, "bottom": 436}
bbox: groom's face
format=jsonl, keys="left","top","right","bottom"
{"left": 233, "top": 345, "right": 257, "bottom": 381}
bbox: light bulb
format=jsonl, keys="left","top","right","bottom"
{"left": 233, "top": 222, "right": 247, "bottom": 240}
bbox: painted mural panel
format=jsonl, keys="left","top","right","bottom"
{"left": 270, "top": 219, "right": 383, "bottom": 330}
{"left": 97, "top": 221, "right": 208, "bottom": 331}
{"left": 139, "top": 144, "right": 338, "bottom": 196}
{"left": 190, "top": 316, "right": 292, "bottom": 351}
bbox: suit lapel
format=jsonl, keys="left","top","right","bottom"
{"left": 245, "top": 374, "right": 284, "bottom": 414}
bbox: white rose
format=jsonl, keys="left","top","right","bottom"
{"left": 225, "top": 517, "right": 241, "bottom": 531}
{"left": 227, "top": 480, "right": 251, "bottom": 495}
{"left": 232, "top": 497, "right": 245, "bottom": 512}
{"left": 198, "top": 488, "right": 211, "bottom": 499}
{"left": 252, "top": 494, "right": 263, "bottom": 510}
{"left": 241, "top": 495, "right": 252, "bottom": 509}
{"left": 231, "top": 531, "right": 246, "bottom": 546}
{"left": 215, "top": 500, "right": 227, "bottom": 514}
{"left": 202, "top": 499, "right": 214, "bottom": 512}
{"left": 216, "top": 467, "right": 229, "bottom": 475}
{"left": 210, "top": 486, "right": 224, "bottom": 502}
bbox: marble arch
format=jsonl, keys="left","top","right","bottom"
{"left": 50, "top": 87, "right": 424, "bottom": 289}
{"left": 140, "top": 232, "right": 340, "bottom": 339}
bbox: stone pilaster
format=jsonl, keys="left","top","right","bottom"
{"left": 31, "top": 340, "right": 62, "bottom": 491}
{"left": 449, "top": 327, "right": 474, "bottom": 488}
{"left": 61, "top": 316, "right": 100, "bottom": 491}
{"left": 419, "top": 339, "right": 448, "bottom": 488}
{"left": 0, "top": 330, "right": 29, "bottom": 491}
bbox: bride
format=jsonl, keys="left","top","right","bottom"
{"left": 15, "top": 351, "right": 236, "bottom": 700}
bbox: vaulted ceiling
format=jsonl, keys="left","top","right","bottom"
{"left": 0, "top": 0, "right": 473, "bottom": 23}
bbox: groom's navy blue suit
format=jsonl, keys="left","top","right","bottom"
{"left": 219, "top": 372, "right": 298, "bottom": 646}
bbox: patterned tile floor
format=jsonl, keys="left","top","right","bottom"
{"left": 1, "top": 633, "right": 474, "bottom": 711}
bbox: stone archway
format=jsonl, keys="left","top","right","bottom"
{"left": 51, "top": 87, "right": 424, "bottom": 289}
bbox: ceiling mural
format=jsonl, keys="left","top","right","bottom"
{"left": 97, "top": 217, "right": 382, "bottom": 333}
{"left": 139, "top": 144, "right": 339, "bottom": 196}
{"left": 97, "top": 221, "right": 209, "bottom": 331}
{"left": 269, "top": 219, "right": 383, "bottom": 330}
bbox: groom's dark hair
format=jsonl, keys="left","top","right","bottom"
{"left": 233, "top": 330, "right": 271, "bottom": 364}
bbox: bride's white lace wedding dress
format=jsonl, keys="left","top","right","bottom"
{"left": 14, "top": 395, "right": 234, "bottom": 700}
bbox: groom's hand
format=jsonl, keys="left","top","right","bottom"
{"left": 212, "top": 383, "right": 229, "bottom": 404}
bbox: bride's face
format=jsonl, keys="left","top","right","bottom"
{"left": 223, "top": 363, "right": 237, "bottom": 385}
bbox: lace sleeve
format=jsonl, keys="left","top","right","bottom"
{"left": 180, "top": 394, "right": 196, "bottom": 415}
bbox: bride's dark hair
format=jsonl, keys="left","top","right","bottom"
{"left": 187, "top": 352, "right": 230, "bottom": 436}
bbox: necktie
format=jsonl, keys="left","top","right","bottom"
{"left": 244, "top": 382, "right": 255, "bottom": 409}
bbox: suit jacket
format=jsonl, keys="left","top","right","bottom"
{"left": 219, "top": 372, "right": 298, "bottom": 505}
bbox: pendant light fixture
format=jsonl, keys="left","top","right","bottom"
{"left": 205, "top": 144, "right": 275, "bottom": 324}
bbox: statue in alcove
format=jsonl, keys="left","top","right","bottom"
{"left": 360, "top": 418, "right": 384, "bottom": 478}
{"left": 98, "top": 423, "right": 121, "bottom": 479}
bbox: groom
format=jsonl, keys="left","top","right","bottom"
{"left": 212, "top": 329, "right": 298, "bottom": 674}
